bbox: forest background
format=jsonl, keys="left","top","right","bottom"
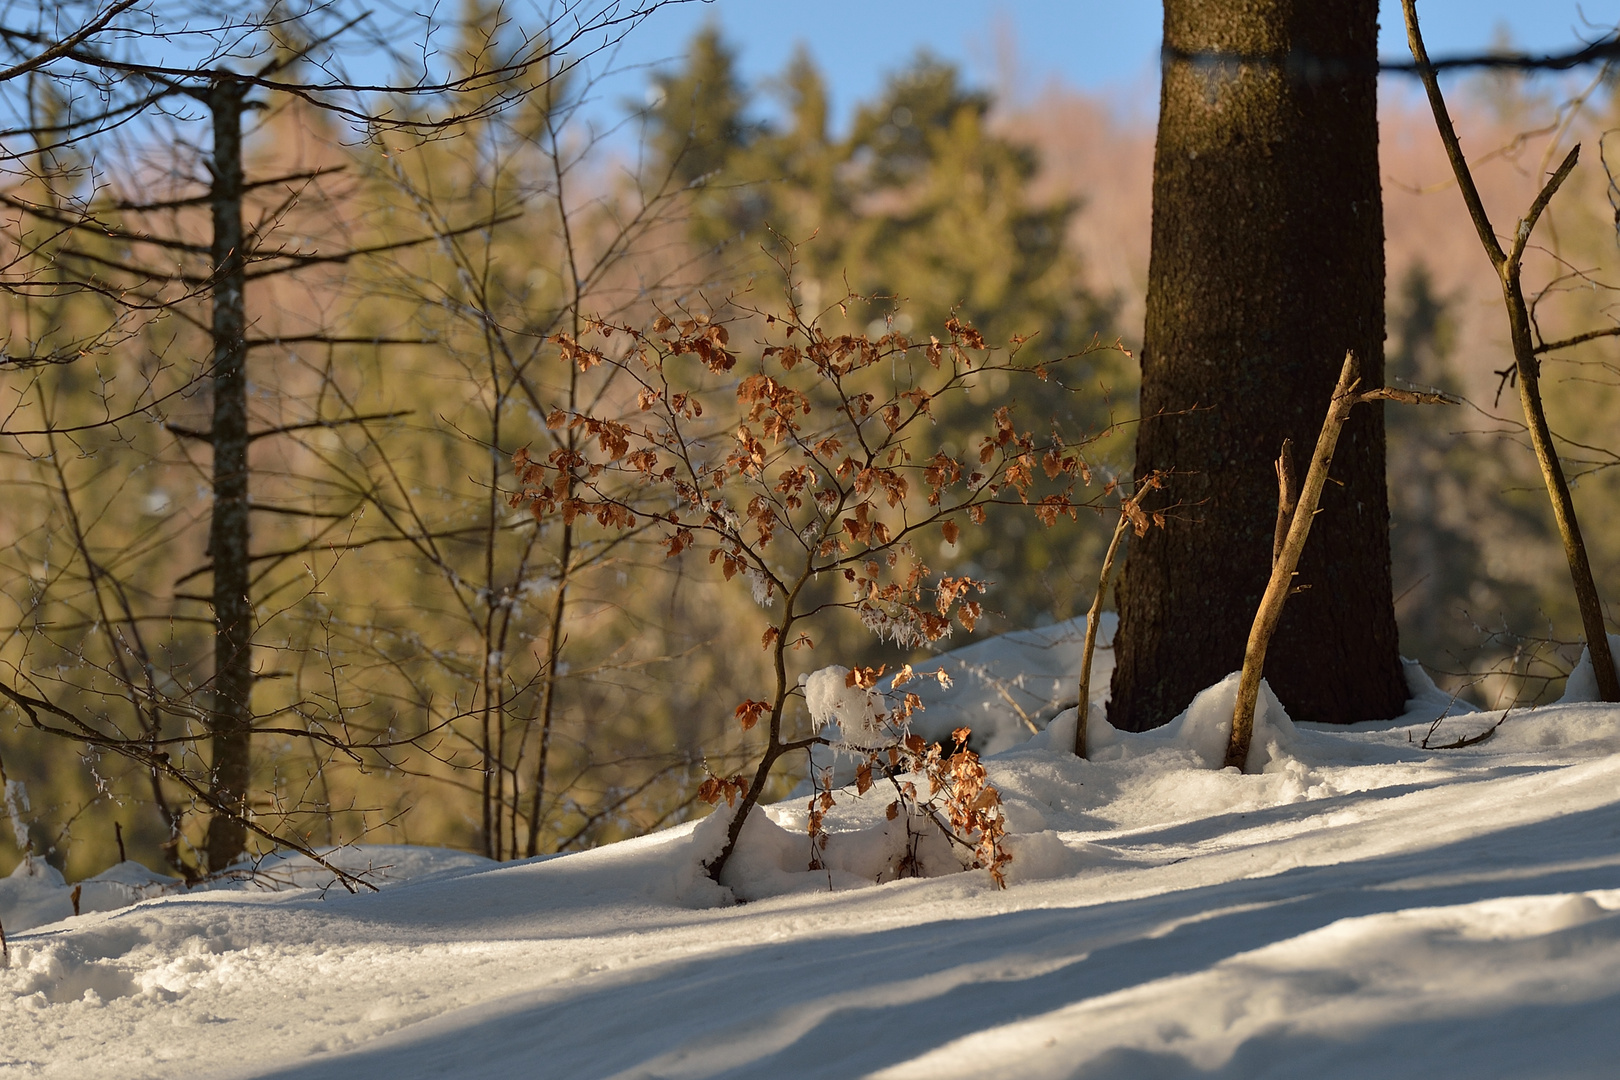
{"left": 3, "top": 0, "right": 1619, "bottom": 884}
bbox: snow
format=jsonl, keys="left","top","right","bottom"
{"left": 6, "top": 623, "right": 1620, "bottom": 1077}
{"left": 802, "top": 664, "right": 890, "bottom": 748}
{"left": 904, "top": 614, "right": 1103, "bottom": 753}
{"left": 1558, "top": 632, "right": 1620, "bottom": 704}
{"left": 0, "top": 859, "right": 72, "bottom": 933}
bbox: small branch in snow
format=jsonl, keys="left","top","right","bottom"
{"left": 1423, "top": 708, "right": 1511, "bottom": 751}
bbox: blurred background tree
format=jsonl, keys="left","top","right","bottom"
{"left": 5, "top": 3, "right": 1620, "bottom": 883}
{"left": 645, "top": 27, "right": 1130, "bottom": 642}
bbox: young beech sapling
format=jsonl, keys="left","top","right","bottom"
{"left": 509, "top": 258, "right": 1127, "bottom": 883}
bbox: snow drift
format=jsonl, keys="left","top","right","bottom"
{"left": 4, "top": 620, "right": 1620, "bottom": 1078}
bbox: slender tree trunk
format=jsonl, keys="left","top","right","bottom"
{"left": 1398, "top": 0, "right": 1618, "bottom": 701}
{"left": 524, "top": 184, "right": 581, "bottom": 859}
{"left": 1075, "top": 512, "right": 1128, "bottom": 758}
{"left": 1109, "top": 0, "right": 1407, "bottom": 729}
{"left": 523, "top": 517, "right": 571, "bottom": 858}
{"left": 203, "top": 77, "right": 253, "bottom": 871}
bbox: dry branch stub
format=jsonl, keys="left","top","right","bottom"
{"left": 1075, "top": 512, "right": 1128, "bottom": 758}
{"left": 1272, "top": 438, "right": 1297, "bottom": 568}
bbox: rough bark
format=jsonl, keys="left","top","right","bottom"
{"left": 203, "top": 77, "right": 253, "bottom": 871}
{"left": 1109, "top": 0, "right": 1407, "bottom": 730}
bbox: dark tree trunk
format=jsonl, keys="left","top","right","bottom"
{"left": 1108, "top": 0, "right": 1407, "bottom": 729}
{"left": 204, "top": 77, "right": 253, "bottom": 870}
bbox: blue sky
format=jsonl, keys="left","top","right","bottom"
{"left": 589, "top": 1, "right": 1620, "bottom": 129}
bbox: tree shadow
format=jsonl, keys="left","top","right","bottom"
{"left": 1091, "top": 764, "right": 1555, "bottom": 849}
{"left": 1075, "top": 991, "right": 1620, "bottom": 1079}
{"left": 248, "top": 799, "right": 1620, "bottom": 1079}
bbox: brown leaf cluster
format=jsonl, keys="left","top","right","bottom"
{"left": 698, "top": 773, "right": 751, "bottom": 808}
{"left": 503, "top": 276, "right": 1120, "bottom": 885}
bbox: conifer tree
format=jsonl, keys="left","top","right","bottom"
{"left": 644, "top": 34, "right": 1125, "bottom": 631}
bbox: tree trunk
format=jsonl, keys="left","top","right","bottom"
{"left": 203, "top": 77, "right": 253, "bottom": 871}
{"left": 1109, "top": 0, "right": 1407, "bottom": 729}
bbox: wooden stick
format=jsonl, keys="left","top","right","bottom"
{"left": 1075, "top": 510, "right": 1130, "bottom": 758}
{"left": 1402, "top": 0, "right": 1619, "bottom": 703}
{"left": 1272, "top": 439, "right": 1297, "bottom": 567}
{"left": 1226, "top": 353, "right": 1361, "bottom": 770}
{"left": 1226, "top": 354, "right": 1453, "bottom": 770}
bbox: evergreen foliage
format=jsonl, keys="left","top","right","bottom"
{"left": 643, "top": 29, "right": 1129, "bottom": 638}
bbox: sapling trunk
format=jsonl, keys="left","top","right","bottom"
{"left": 204, "top": 78, "right": 253, "bottom": 872}
{"left": 1075, "top": 511, "right": 1128, "bottom": 758}
{"left": 523, "top": 516, "right": 571, "bottom": 858}
{"left": 1402, "top": 0, "right": 1619, "bottom": 702}
{"left": 703, "top": 584, "right": 806, "bottom": 884}
{"left": 1227, "top": 354, "right": 1361, "bottom": 770}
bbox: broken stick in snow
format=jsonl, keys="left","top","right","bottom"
{"left": 1224, "top": 352, "right": 1451, "bottom": 771}
{"left": 1075, "top": 473, "right": 1167, "bottom": 758}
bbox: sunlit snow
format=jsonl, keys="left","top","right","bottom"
{"left": 4, "top": 623, "right": 1620, "bottom": 1078}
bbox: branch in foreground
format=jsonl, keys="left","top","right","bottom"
{"left": 1226, "top": 353, "right": 1451, "bottom": 771}
{"left": 1402, "top": 0, "right": 1620, "bottom": 704}
{"left": 0, "top": 678, "right": 379, "bottom": 893}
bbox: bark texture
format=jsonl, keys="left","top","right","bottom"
{"left": 1109, "top": 0, "right": 1407, "bottom": 729}
{"left": 204, "top": 78, "right": 253, "bottom": 870}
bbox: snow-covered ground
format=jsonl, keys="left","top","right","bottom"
{"left": 5, "top": 626, "right": 1620, "bottom": 1078}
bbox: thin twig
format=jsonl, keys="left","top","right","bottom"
{"left": 1076, "top": 510, "right": 1128, "bottom": 758}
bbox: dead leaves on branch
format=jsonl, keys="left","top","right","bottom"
{"left": 1117, "top": 471, "right": 1167, "bottom": 538}
{"left": 697, "top": 772, "right": 750, "bottom": 808}
{"left": 807, "top": 709, "right": 1011, "bottom": 888}
{"left": 509, "top": 284, "right": 1126, "bottom": 887}
{"left": 733, "top": 699, "right": 771, "bottom": 731}
{"left": 512, "top": 307, "right": 1113, "bottom": 598}
{"left": 510, "top": 297, "right": 1124, "bottom": 664}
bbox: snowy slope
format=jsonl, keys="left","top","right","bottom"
{"left": 903, "top": 613, "right": 1105, "bottom": 754}
{"left": 6, "top": 644, "right": 1620, "bottom": 1077}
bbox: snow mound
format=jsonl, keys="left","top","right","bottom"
{"left": 1159, "top": 672, "right": 1295, "bottom": 771}
{"left": 1023, "top": 671, "right": 1295, "bottom": 772}
{"left": 747, "top": 673, "right": 1306, "bottom": 904}
{"left": 0, "top": 858, "right": 72, "bottom": 932}
{"left": 0, "top": 845, "right": 494, "bottom": 937}
{"left": 904, "top": 614, "right": 1107, "bottom": 753}
{"left": 692, "top": 799, "right": 967, "bottom": 902}
{"left": 1558, "top": 633, "right": 1620, "bottom": 703}
{"left": 240, "top": 844, "right": 495, "bottom": 890}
